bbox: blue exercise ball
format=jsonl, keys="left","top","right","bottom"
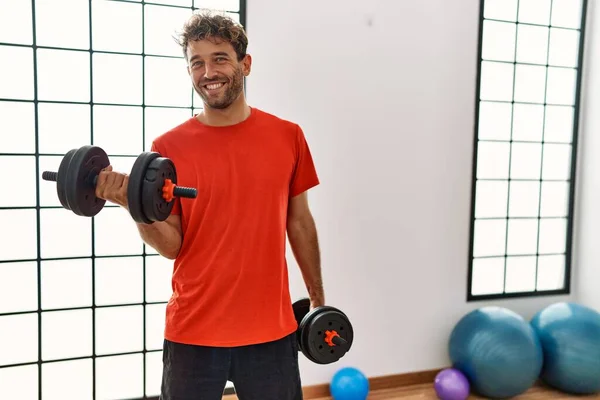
{"left": 448, "top": 306, "right": 543, "bottom": 399}
{"left": 330, "top": 367, "right": 369, "bottom": 400}
{"left": 530, "top": 302, "right": 600, "bottom": 394}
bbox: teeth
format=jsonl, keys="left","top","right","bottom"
{"left": 206, "top": 83, "right": 224, "bottom": 90}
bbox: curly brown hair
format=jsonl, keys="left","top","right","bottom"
{"left": 176, "top": 10, "right": 248, "bottom": 61}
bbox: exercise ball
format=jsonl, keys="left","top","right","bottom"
{"left": 434, "top": 368, "right": 470, "bottom": 400}
{"left": 448, "top": 306, "right": 543, "bottom": 399}
{"left": 530, "top": 302, "right": 600, "bottom": 394}
{"left": 330, "top": 367, "right": 369, "bottom": 400}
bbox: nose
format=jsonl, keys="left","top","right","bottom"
{"left": 204, "top": 62, "right": 218, "bottom": 80}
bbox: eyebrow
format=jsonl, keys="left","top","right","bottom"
{"left": 189, "top": 52, "right": 230, "bottom": 62}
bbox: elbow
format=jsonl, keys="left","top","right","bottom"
{"left": 162, "top": 252, "right": 178, "bottom": 260}
{"left": 287, "top": 219, "right": 303, "bottom": 239}
{"left": 161, "top": 246, "right": 181, "bottom": 260}
{"left": 153, "top": 240, "right": 181, "bottom": 260}
{"left": 287, "top": 213, "right": 314, "bottom": 232}
{"left": 287, "top": 217, "right": 315, "bottom": 243}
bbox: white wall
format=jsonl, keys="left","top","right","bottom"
{"left": 246, "top": 0, "right": 575, "bottom": 387}
{"left": 575, "top": 2, "right": 600, "bottom": 311}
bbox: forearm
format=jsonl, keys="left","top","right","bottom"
{"left": 137, "top": 221, "right": 182, "bottom": 259}
{"left": 287, "top": 215, "right": 324, "bottom": 305}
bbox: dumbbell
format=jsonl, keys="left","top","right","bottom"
{"left": 41, "top": 145, "right": 197, "bottom": 224}
{"left": 292, "top": 298, "right": 354, "bottom": 364}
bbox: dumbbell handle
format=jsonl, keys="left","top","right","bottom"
{"left": 331, "top": 336, "right": 348, "bottom": 347}
{"left": 41, "top": 171, "right": 59, "bottom": 182}
{"left": 42, "top": 171, "right": 100, "bottom": 187}
{"left": 41, "top": 171, "right": 198, "bottom": 200}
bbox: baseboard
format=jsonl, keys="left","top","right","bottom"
{"left": 222, "top": 368, "right": 443, "bottom": 399}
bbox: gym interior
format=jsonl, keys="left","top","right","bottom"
{"left": 2, "top": 0, "right": 600, "bottom": 399}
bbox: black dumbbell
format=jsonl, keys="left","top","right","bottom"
{"left": 292, "top": 298, "right": 354, "bottom": 364}
{"left": 42, "top": 145, "right": 197, "bottom": 223}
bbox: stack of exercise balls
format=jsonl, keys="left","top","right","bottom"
{"left": 433, "top": 302, "right": 600, "bottom": 400}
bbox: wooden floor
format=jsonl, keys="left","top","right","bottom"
{"left": 223, "top": 377, "right": 600, "bottom": 399}
{"left": 309, "top": 383, "right": 600, "bottom": 399}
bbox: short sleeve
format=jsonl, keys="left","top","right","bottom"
{"left": 151, "top": 140, "right": 181, "bottom": 215}
{"left": 289, "top": 125, "right": 320, "bottom": 197}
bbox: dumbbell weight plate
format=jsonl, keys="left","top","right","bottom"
{"left": 63, "top": 145, "right": 109, "bottom": 217}
{"left": 128, "top": 152, "right": 160, "bottom": 224}
{"left": 142, "top": 156, "right": 177, "bottom": 222}
{"left": 293, "top": 298, "right": 311, "bottom": 352}
{"left": 56, "top": 148, "right": 77, "bottom": 211}
{"left": 299, "top": 306, "right": 354, "bottom": 364}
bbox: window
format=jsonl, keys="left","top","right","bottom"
{"left": 0, "top": 0, "right": 244, "bottom": 398}
{"left": 468, "top": 0, "right": 587, "bottom": 300}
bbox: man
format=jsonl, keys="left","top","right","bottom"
{"left": 94, "top": 10, "right": 324, "bottom": 400}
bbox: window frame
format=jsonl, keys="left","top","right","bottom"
{"left": 466, "top": 0, "right": 589, "bottom": 302}
{"left": 0, "top": 0, "right": 246, "bottom": 398}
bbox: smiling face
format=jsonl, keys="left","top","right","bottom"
{"left": 187, "top": 38, "right": 251, "bottom": 110}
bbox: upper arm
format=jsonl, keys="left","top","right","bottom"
{"left": 287, "top": 191, "right": 313, "bottom": 226}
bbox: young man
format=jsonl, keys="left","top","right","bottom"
{"left": 94, "top": 10, "right": 324, "bottom": 400}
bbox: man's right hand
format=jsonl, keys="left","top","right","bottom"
{"left": 95, "top": 165, "right": 129, "bottom": 209}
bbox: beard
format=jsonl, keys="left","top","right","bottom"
{"left": 194, "top": 66, "right": 244, "bottom": 110}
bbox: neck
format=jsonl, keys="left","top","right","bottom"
{"left": 197, "top": 94, "right": 251, "bottom": 127}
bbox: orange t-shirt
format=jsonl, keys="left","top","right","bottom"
{"left": 150, "top": 107, "right": 320, "bottom": 347}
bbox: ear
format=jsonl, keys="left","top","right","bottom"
{"left": 242, "top": 54, "right": 252, "bottom": 76}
